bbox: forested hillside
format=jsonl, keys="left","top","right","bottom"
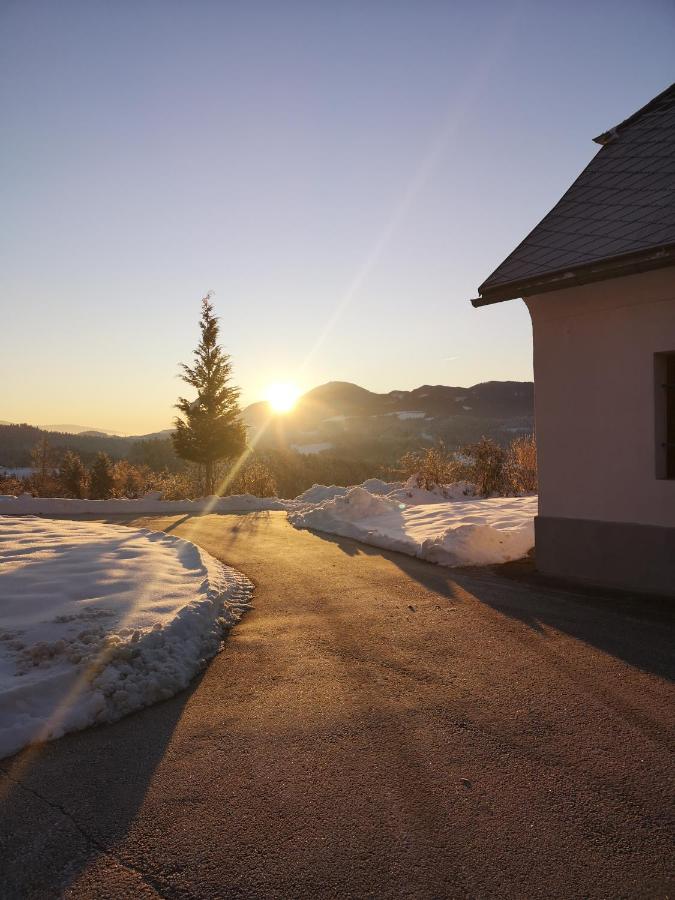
{"left": 0, "top": 423, "right": 182, "bottom": 471}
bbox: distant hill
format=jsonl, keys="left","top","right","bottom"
{"left": 1, "top": 380, "right": 533, "bottom": 470}
{"left": 0, "top": 423, "right": 182, "bottom": 471}
{"left": 244, "top": 380, "right": 534, "bottom": 463}
{"left": 44, "top": 423, "right": 128, "bottom": 436}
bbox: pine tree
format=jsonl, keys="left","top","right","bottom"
{"left": 60, "top": 450, "right": 87, "bottom": 498}
{"left": 90, "top": 452, "right": 114, "bottom": 499}
{"left": 172, "top": 294, "right": 246, "bottom": 495}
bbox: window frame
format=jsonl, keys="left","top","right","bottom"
{"left": 654, "top": 351, "right": 675, "bottom": 480}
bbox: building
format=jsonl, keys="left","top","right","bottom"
{"left": 472, "top": 84, "right": 675, "bottom": 595}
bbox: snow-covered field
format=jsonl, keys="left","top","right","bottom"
{"left": 0, "top": 477, "right": 537, "bottom": 573}
{"left": 289, "top": 479, "right": 536, "bottom": 568}
{"left": 290, "top": 441, "right": 334, "bottom": 455}
{"left": 0, "top": 477, "right": 536, "bottom": 755}
{"left": 0, "top": 491, "right": 286, "bottom": 517}
{"left": 0, "top": 466, "right": 35, "bottom": 479}
{"left": 0, "top": 517, "right": 251, "bottom": 759}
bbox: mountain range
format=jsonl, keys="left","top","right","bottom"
{"left": 244, "top": 380, "right": 533, "bottom": 461}
{"left": 1, "top": 380, "right": 533, "bottom": 469}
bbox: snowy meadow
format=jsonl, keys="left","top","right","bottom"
{"left": 0, "top": 478, "right": 536, "bottom": 757}
{"left": 0, "top": 517, "right": 251, "bottom": 759}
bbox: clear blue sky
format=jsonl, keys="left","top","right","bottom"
{"left": 1, "top": 0, "right": 673, "bottom": 433}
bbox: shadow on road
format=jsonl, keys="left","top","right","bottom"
{"left": 311, "top": 529, "right": 675, "bottom": 684}
{"left": 0, "top": 657, "right": 206, "bottom": 894}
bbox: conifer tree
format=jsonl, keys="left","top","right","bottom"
{"left": 89, "top": 452, "right": 114, "bottom": 499}
{"left": 60, "top": 450, "right": 87, "bottom": 498}
{"left": 172, "top": 294, "right": 246, "bottom": 495}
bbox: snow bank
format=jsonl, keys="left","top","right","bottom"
{"left": 0, "top": 516, "right": 251, "bottom": 759}
{"left": 288, "top": 486, "right": 536, "bottom": 568}
{"left": 360, "top": 478, "right": 404, "bottom": 495}
{"left": 295, "top": 484, "right": 350, "bottom": 504}
{"left": 387, "top": 475, "right": 476, "bottom": 505}
{"left": 0, "top": 491, "right": 286, "bottom": 517}
{"left": 295, "top": 479, "right": 402, "bottom": 505}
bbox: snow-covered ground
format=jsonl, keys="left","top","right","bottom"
{"left": 290, "top": 442, "right": 334, "bottom": 455}
{"left": 0, "top": 474, "right": 536, "bottom": 757}
{"left": 0, "top": 491, "right": 286, "bottom": 517}
{"left": 0, "top": 517, "right": 251, "bottom": 759}
{"left": 289, "top": 481, "right": 536, "bottom": 568}
{"left": 0, "top": 478, "right": 536, "bottom": 572}
{"left": 293, "top": 478, "right": 403, "bottom": 505}
{"left": 0, "top": 467, "right": 35, "bottom": 479}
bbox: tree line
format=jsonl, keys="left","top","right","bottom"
{"left": 1, "top": 295, "right": 537, "bottom": 500}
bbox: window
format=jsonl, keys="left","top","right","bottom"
{"left": 655, "top": 352, "right": 675, "bottom": 479}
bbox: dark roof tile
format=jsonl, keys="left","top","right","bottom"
{"left": 478, "top": 83, "right": 675, "bottom": 299}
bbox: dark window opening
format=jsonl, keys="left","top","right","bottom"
{"left": 655, "top": 352, "right": 675, "bottom": 479}
{"left": 667, "top": 355, "right": 675, "bottom": 479}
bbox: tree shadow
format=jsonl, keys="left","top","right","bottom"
{"left": 0, "top": 663, "right": 210, "bottom": 896}
{"left": 308, "top": 529, "right": 675, "bottom": 684}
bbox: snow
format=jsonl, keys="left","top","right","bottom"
{"left": 0, "top": 472, "right": 538, "bottom": 757}
{"left": 360, "top": 478, "right": 403, "bottom": 495}
{"left": 0, "top": 491, "right": 286, "bottom": 516}
{"left": 289, "top": 484, "right": 536, "bottom": 569}
{"left": 291, "top": 442, "right": 333, "bottom": 455}
{"left": 387, "top": 475, "right": 477, "bottom": 504}
{"left": 295, "top": 484, "right": 350, "bottom": 504}
{"left": 295, "top": 479, "right": 402, "bottom": 505}
{"left": 0, "top": 467, "right": 34, "bottom": 479}
{"left": 0, "top": 516, "right": 251, "bottom": 759}
{"left": 393, "top": 410, "right": 426, "bottom": 420}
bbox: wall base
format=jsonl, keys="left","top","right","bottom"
{"left": 535, "top": 516, "right": 675, "bottom": 596}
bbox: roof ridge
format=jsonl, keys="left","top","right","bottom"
{"left": 593, "top": 82, "right": 675, "bottom": 145}
{"left": 473, "top": 83, "right": 675, "bottom": 306}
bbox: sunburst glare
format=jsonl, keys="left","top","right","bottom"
{"left": 265, "top": 382, "right": 300, "bottom": 414}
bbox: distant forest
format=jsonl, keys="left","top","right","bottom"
{"left": 0, "top": 423, "right": 182, "bottom": 471}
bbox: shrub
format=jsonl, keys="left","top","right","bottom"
{"left": 462, "top": 437, "right": 507, "bottom": 496}
{"left": 112, "top": 460, "right": 146, "bottom": 498}
{"left": 227, "top": 457, "right": 278, "bottom": 497}
{"left": 89, "top": 452, "right": 114, "bottom": 500}
{"left": 144, "top": 469, "right": 202, "bottom": 500}
{"left": 400, "top": 446, "right": 451, "bottom": 490}
{"left": 30, "top": 437, "right": 57, "bottom": 494}
{"left": 0, "top": 475, "right": 26, "bottom": 496}
{"left": 506, "top": 434, "right": 537, "bottom": 493}
{"left": 59, "top": 451, "right": 87, "bottom": 498}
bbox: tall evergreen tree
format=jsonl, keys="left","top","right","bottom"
{"left": 89, "top": 452, "right": 114, "bottom": 499}
{"left": 172, "top": 294, "right": 246, "bottom": 495}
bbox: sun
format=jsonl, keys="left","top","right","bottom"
{"left": 265, "top": 382, "right": 300, "bottom": 414}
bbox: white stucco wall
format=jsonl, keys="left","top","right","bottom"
{"left": 525, "top": 267, "right": 675, "bottom": 528}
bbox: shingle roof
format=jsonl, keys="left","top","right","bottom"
{"left": 474, "top": 83, "right": 675, "bottom": 305}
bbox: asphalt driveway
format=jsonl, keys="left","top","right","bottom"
{"left": 1, "top": 510, "right": 673, "bottom": 898}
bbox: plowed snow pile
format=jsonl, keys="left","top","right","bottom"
{"left": 0, "top": 491, "right": 286, "bottom": 516}
{"left": 0, "top": 516, "right": 251, "bottom": 759}
{"left": 289, "top": 485, "right": 536, "bottom": 567}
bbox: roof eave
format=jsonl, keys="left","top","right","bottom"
{"left": 471, "top": 243, "right": 675, "bottom": 308}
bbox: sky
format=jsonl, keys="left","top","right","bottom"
{"left": 1, "top": 0, "right": 674, "bottom": 434}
